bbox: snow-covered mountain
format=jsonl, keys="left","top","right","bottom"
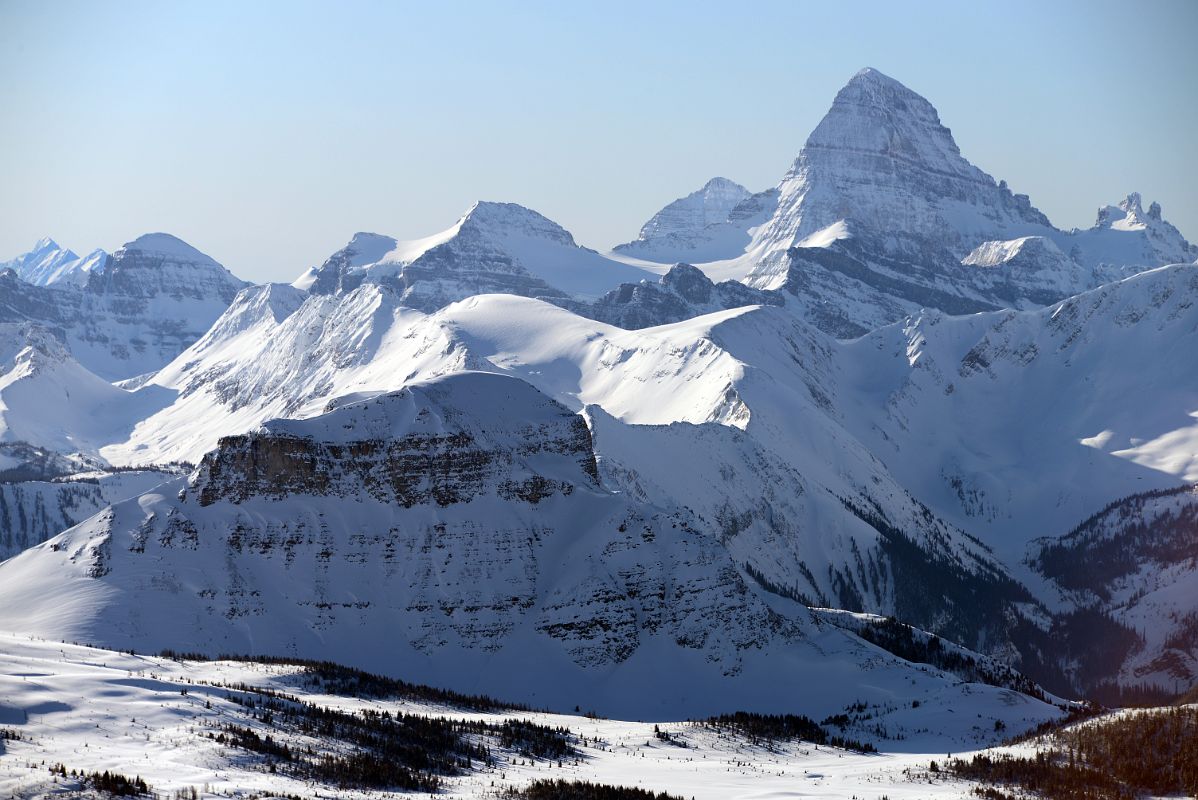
{"left": 93, "top": 286, "right": 1040, "bottom": 666}
{"left": 0, "top": 371, "right": 1063, "bottom": 721}
{"left": 86, "top": 258, "right": 1197, "bottom": 697}
{"left": 0, "top": 322, "right": 136, "bottom": 466}
{"left": 823, "top": 264, "right": 1198, "bottom": 695}
{"left": 0, "top": 321, "right": 183, "bottom": 559}
{"left": 0, "top": 469, "right": 175, "bottom": 561}
{"left": 613, "top": 186, "right": 780, "bottom": 265}
{"left": 1, "top": 64, "right": 1194, "bottom": 719}
{"left": 611, "top": 68, "right": 1195, "bottom": 338}
{"left": 746, "top": 67, "right": 1054, "bottom": 271}
{"left": 633, "top": 177, "right": 752, "bottom": 240}
{"left": 0, "top": 237, "right": 109, "bottom": 288}
{"left": 1071, "top": 191, "right": 1198, "bottom": 273}
{"left": 296, "top": 201, "right": 656, "bottom": 307}
{"left": 0, "top": 233, "right": 247, "bottom": 380}
{"left": 833, "top": 264, "right": 1198, "bottom": 556}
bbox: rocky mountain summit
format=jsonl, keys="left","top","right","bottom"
{"left": 297, "top": 201, "right": 655, "bottom": 308}
{"left": 749, "top": 67, "right": 1053, "bottom": 266}
{"left": 0, "top": 237, "right": 109, "bottom": 288}
{"left": 0, "top": 233, "right": 247, "bottom": 380}
{"left": 615, "top": 69, "right": 1195, "bottom": 336}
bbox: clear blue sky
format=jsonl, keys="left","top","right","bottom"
{"left": 2, "top": 0, "right": 1195, "bottom": 282}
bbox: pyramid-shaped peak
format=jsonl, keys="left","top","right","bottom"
{"left": 32, "top": 237, "right": 62, "bottom": 253}
{"left": 702, "top": 177, "right": 749, "bottom": 192}
{"left": 847, "top": 67, "right": 908, "bottom": 89}
{"left": 119, "top": 233, "right": 218, "bottom": 265}
{"left": 749, "top": 66, "right": 1053, "bottom": 265}
{"left": 458, "top": 201, "right": 578, "bottom": 246}
{"left": 800, "top": 67, "right": 968, "bottom": 179}
{"left": 827, "top": 67, "right": 940, "bottom": 120}
{"left": 836, "top": 67, "right": 932, "bottom": 103}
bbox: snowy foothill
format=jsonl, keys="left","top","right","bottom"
{"left": 0, "top": 634, "right": 1053, "bottom": 800}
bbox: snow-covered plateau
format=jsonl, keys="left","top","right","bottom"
{"left": 0, "top": 65, "right": 1195, "bottom": 799}
{"left": 0, "top": 634, "right": 1063, "bottom": 799}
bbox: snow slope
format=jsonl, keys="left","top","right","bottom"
{"left": 0, "top": 324, "right": 133, "bottom": 457}
{"left": 300, "top": 202, "right": 656, "bottom": 305}
{"left": 834, "top": 263, "right": 1198, "bottom": 560}
{"left": 0, "top": 469, "right": 176, "bottom": 562}
{"left": 0, "top": 374, "right": 1059, "bottom": 722}
{"left": 0, "top": 635, "right": 1063, "bottom": 799}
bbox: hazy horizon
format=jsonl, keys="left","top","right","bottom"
{"left": 2, "top": 0, "right": 1196, "bottom": 282}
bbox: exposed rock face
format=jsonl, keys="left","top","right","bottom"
{"left": 0, "top": 372, "right": 830, "bottom": 716}
{"left": 1077, "top": 192, "right": 1198, "bottom": 273}
{"left": 554, "top": 264, "right": 783, "bottom": 329}
{"left": 748, "top": 68, "right": 1053, "bottom": 268}
{"left": 717, "top": 70, "right": 1197, "bottom": 338}
{"left": 193, "top": 375, "right": 601, "bottom": 507}
{"left": 0, "top": 233, "right": 247, "bottom": 380}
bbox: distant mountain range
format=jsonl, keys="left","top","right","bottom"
{"left": 0, "top": 67, "right": 1194, "bottom": 722}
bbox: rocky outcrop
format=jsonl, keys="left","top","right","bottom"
{"left": 192, "top": 375, "right": 600, "bottom": 507}
{"left": 0, "top": 372, "right": 827, "bottom": 715}
{"left": 554, "top": 264, "right": 783, "bottom": 329}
